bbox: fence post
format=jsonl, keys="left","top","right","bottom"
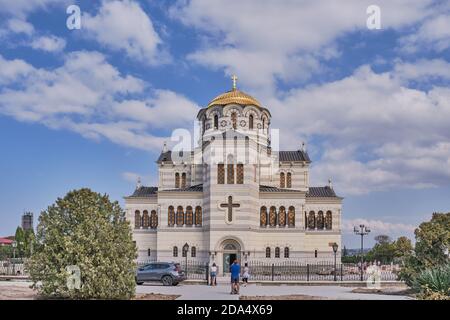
{"left": 271, "top": 264, "right": 274, "bottom": 281}
{"left": 340, "top": 264, "right": 343, "bottom": 281}
{"left": 205, "top": 262, "right": 209, "bottom": 285}
{"left": 307, "top": 264, "right": 310, "bottom": 282}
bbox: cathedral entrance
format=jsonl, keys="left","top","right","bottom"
{"left": 221, "top": 240, "right": 241, "bottom": 274}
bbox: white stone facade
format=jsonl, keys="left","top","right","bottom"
{"left": 124, "top": 86, "right": 343, "bottom": 275}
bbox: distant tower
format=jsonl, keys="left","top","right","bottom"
{"left": 21, "top": 212, "right": 33, "bottom": 231}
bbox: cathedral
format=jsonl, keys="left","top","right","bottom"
{"left": 125, "top": 76, "right": 342, "bottom": 274}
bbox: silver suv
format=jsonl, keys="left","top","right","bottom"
{"left": 136, "top": 262, "right": 186, "bottom": 286}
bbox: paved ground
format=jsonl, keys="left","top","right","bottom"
{"left": 0, "top": 280, "right": 413, "bottom": 300}
{"left": 136, "top": 283, "right": 413, "bottom": 300}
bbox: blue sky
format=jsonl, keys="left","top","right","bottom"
{"left": 0, "top": 0, "right": 449, "bottom": 248}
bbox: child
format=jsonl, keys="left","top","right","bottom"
{"left": 242, "top": 263, "right": 249, "bottom": 287}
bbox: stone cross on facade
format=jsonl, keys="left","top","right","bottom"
{"left": 220, "top": 196, "right": 240, "bottom": 222}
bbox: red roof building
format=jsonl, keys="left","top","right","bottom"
{"left": 0, "top": 237, "right": 13, "bottom": 245}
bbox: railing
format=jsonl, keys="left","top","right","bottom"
{"left": 0, "top": 259, "right": 27, "bottom": 276}
{"left": 244, "top": 260, "right": 398, "bottom": 281}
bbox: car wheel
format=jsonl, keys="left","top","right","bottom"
{"left": 136, "top": 282, "right": 144, "bottom": 285}
{"left": 162, "top": 275, "right": 173, "bottom": 286}
{"left": 172, "top": 282, "right": 179, "bottom": 286}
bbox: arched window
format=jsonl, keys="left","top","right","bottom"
{"left": 265, "top": 247, "right": 271, "bottom": 258}
{"left": 231, "top": 112, "right": 237, "bottom": 129}
{"left": 284, "top": 247, "right": 289, "bottom": 258}
{"left": 325, "top": 211, "right": 332, "bottom": 230}
{"left": 150, "top": 210, "right": 158, "bottom": 229}
{"left": 249, "top": 114, "right": 254, "bottom": 129}
{"left": 214, "top": 114, "right": 218, "bottom": 129}
{"left": 175, "top": 173, "right": 180, "bottom": 188}
{"left": 173, "top": 246, "right": 178, "bottom": 257}
{"left": 269, "top": 206, "right": 277, "bottom": 226}
{"left": 168, "top": 206, "right": 175, "bottom": 226}
{"left": 176, "top": 206, "right": 184, "bottom": 226}
{"left": 185, "top": 206, "right": 193, "bottom": 226}
{"left": 275, "top": 247, "right": 280, "bottom": 258}
{"left": 314, "top": 250, "right": 318, "bottom": 258}
{"left": 217, "top": 164, "right": 225, "bottom": 184}
{"left": 278, "top": 206, "right": 286, "bottom": 227}
{"left": 236, "top": 164, "right": 244, "bottom": 184}
{"left": 191, "top": 246, "right": 196, "bottom": 258}
{"left": 308, "top": 211, "right": 316, "bottom": 230}
{"left": 134, "top": 210, "right": 141, "bottom": 229}
{"left": 181, "top": 173, "right": 187, "bottom": 188}
{"left": 317, "top": 211, "right": 324, "bottom": 230}
{"left": 288, "top": 206, "right": 295, "bottom": 227}
{"left": 148, "top": 248, "right": 151, "bottom": 257}
{"left": 142, "top": 210, "right": 149, "bottom": 229}
{"left": 280, "top": 172, "right": 285, "bottom": 188}
{"left": 286, "top": 172, "right": 292, "bottom": 188}
{"left": 260, "top": 206, "right": 268, "bottom": 227}
{"left": 195, "top": 206, "right": 202, "bottom": 226}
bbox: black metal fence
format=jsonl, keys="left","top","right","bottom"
{"left": 245, "top": 260, "right": 399, "bottom": 281}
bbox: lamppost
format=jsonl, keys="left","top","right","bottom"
{"left": 332, "top": 242, "right": 339, "bottom": 281}
{"left": 354, "top": 224, "right": 370, "bottom": 281}
{"left": 183, "top": 243, "right": 189, "bottom": 277}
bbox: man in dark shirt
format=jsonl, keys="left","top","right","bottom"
{"left": 230, "top": 259, "right": 241, "bottom": 294}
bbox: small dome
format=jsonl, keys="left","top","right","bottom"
{"left": 207, "top": 89, "right": 261, "bottom": 108}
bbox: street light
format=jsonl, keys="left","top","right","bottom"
{"left": 183, "top": 243, "right": 189, "bottom": 277}
{"left": 354, "top": 224, "right": 370, "bottom": 281}
{"left": 332, "top": 243, "right": 339, "bottom": 281}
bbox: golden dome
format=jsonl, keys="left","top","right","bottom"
{"left": 207, "top": 89, "right": 261, "bottom": 108}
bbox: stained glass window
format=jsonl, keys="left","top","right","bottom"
{"left": 308, "top": 211, "right": 315, "bottom": 229}
{"left": 269, "top": 206, "right": 277, "bottom": 226}
{"left": 236, "top": 164, "right": 244, "bottom": 184}
{"left": 317, "top": 211, "right": 324, "bottom": 230}
{"left": 168, "top": 206, "right": 175, "bottom": 226}
{"left": 227, "top": 164, "right": 234, "bottom": 184}
{"left": 288, "top": 206, "right": 295, "bottom": 227}
{"left": 175, "top": 173, "right": 180, "bottom": 188}
{"left": 134, "top": 210, "right": 141, "bottom": 229}
{"left": 260, "top": 206, "right": 268, "bottom": 227}
{"left": 185, "top": 206, "right": 193, "bottom": 226}
{"left": 176, "top": 206, "right": 184, "bottom": 226}
{"left": 181, "top": 173, "right": 186, "bottom": 188}
{"left": 325, "top": 211, "right": 332, "bottom": 230}
{"left": 217, "top": 164, "right": 225, "bottom": 184}
{"left": 286, "top": 172, "right": 292, "bottom": 188}
{"left": 195, "top": 206, "right": 202, "bottom": 226}
{"left": 278, "top": 206, "right": 286, "bottom": 227}
{"left": 150, "top": 210, "right": 158, "bottom": 229}
{"left": 142, "top": 210, "right": 149, "bottom": 229}
{"left": 280, "top": 172, "right": 285, "bottom": 188}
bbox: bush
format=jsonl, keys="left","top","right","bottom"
{"left": 27, "top": 188, "right": 137, "bottom": 299}
{"left": 412, "top": 263, "right": 450, "bottom": 300}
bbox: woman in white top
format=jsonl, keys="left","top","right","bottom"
{"left": 242, "top": 263, "right": 250, "bottom": 287}
{"left": 210, "top": 263, "right": 217, "bottom": 286}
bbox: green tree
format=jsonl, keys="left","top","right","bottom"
{"left": 27, "top": 188, "right": 137, "bottom": 299}
{"left": 393, "top": 236, "right": 413, "bottom": 262}
{"left": 399, "top": 212, "right": 450, "bottom": 287}
{"left": 366, "top": 234, "right": 396, "bottom": 264}
{"left": 14, "top": 227, "right": 25, "bottom": 257}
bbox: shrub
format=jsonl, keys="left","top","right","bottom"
{"left": 412, "top": 263, "right": 450, "bottom": 300}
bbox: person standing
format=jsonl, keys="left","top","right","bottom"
{"left": 210, "top": 263, "right": 217, "bottom": 286}
{"left": 230, "top": 259, "right": 241, "bottom": 294}
{"left": 242, "top": 263, "right": 249, "bottom": 287}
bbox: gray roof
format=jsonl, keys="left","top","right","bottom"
{"left": 278, "top": 150, "right": 311, "bottom": 163}
{"left": 128, "top": 186, "right": 158, "bottom": 197}
{"left": 259, "top": 185, "right": 303, "bottom": 193}
{"left": 306, "top": 186, "right": 338, "bottom": 198}
{"left": 162, "top": 184, "right": 203, "bottom": 192}
{"left": 157, "top": 150, "right": 311, "bottom": 163}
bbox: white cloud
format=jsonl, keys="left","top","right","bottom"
{"left": 122, "top": 171, "right": 157, "bottom": 187}
{"left": 6, "top": 18, "right": 34, "bottom": 35}
{"left": 394, "top": 59, "right": 450, "bottom": 82}
{"left": 343, "top": 218, "right": 416, "bottom": 235}
{"left": 83, "top": 0, "right": 167, "bottom": 64}
{"left": 171, "top": 0, "right": 435, "bottom": 91}
{"left": 0, "top": 0, "right": 64, "bottom": 18}
{"left": 0, "top": 52, "right": 198, "bottom": 151}
{"left": 30, "top": 35, "right": 66, "bottom": 52}
{"left": 267, "top": 63, "right": 450, "bottom": 195}
{"left": 399, "top": 13, "right": 450, "bottom": 53}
